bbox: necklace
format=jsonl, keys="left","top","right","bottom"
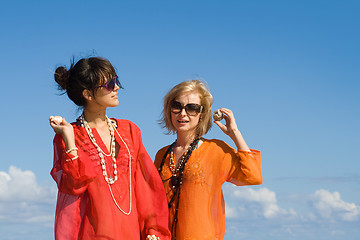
{"left": 81, "top": 114, "right": 117, "bottom": 184}
{"left": 157, "top": 136, "right": 200, "bottom": 240}
{"left": 79, "top": 114, "right": 132, "bottom": 215}
{"left": 169, "top": 143, "right": 193, "bottom": 174}
{"left": 168, "top": 142, "right": 193, "bottom": 188}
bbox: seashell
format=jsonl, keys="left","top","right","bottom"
{"left": 213, "top": 109, "right": 224, "bottom": 121}
{"left": 50, "top": 116, "right": 63, "bottom": 124}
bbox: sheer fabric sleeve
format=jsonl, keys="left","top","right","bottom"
{"left": 217, "top": 140, "right": 262, "bottom": 186}
{"left": 50, "top": 133, "right": 97, "bottom": 240}
{"left": 131, "top": 124, "right": 171, "bottom": 240}
{"left": 51, "top": 133, "right": 97, "bottom": 195}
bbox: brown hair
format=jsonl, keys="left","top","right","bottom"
{"left": 160, "top": 80, "right": 213, "bottom": 136}
{"left": 54, "top": 57, "right": 117, "bottom": 106}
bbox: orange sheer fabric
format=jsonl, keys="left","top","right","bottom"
{"left": 155, "top": 139, "right": 262, "bottom": 240}
{"left": 51, "top": 119, "right": 171, "bottom": 240}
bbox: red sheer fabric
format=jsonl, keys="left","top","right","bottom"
{"left": 51, "top": 119, "right": 171, "bottom": 240}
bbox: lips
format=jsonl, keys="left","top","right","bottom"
{"left": 177, "top": 120, "right": 189, "bottom": 124}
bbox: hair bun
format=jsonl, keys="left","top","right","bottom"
{"left": 54, "top": 66, "right": 69, "bottom": 90}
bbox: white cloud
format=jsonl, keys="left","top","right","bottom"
{"left": 0, "top": 166, "right": 56, "bottom": 225}
{"left": 226, "top": 186, "right": 296, "bottom": 219}
{"left": 224, "top": 186, "right": 360, "bottom": 224}
{"left": 310, "top": 189, "right": 360, "bottom": 221}
{"left": 0, "top": 166, "right": 55, "bottom": 202}
{"left": 224, "top": 186, "right": 360, "bottom": 240}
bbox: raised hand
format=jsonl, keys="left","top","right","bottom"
{"left": 49, "top": 116, "right": 76, "bottom": 151}
{"left": 213, "top": 108, "right": 250, "bottom": 151}
{"left": 213, "top": 108, "right": 239, "bottom": 138}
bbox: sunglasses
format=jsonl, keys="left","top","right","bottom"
{"left": 95, "top": 76, "right": 123, "bottom": 92}
{"left": 170, "top": 101, "right": 203, "bottom": 116}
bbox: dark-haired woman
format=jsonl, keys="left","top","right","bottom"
{"left": 49, "top": 57, "right": 170, "bottom": 240}
{"left": 155, "top": 80, "right": 262, "bottom": 240}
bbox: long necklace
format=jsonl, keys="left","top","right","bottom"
{"left": 79, "top": 114, "right": 132, "bottom": 215}
{"left": 81, "top": 114, "right": 117, "bottom": 184}
{"left": 158, "top": 136, "right": 200, "bottom": 240}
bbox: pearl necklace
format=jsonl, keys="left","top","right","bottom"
{"left": 81, "top": 115, "right": 117, "bottom": 184}
{"left": 79, "top": 114, "right": 132, "bottom": 215}
{"left": 169, "top": 146, "right": 190, "bottom": 174}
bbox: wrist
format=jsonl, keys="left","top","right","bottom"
{"left": 228, "top": 128, "right": 240, "bottom": 139}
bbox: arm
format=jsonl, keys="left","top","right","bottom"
{"left": 49, "top": 116, "right": 78, "bottom": 155}
{"left": 213, "top": 108, "right": 250, "bottom": 151}
{"left": 50, "top": 117, "right": 97, "bottom": 195}
{"left": 227, "top": 148, "right": 262, "bottom": 186}
{"left": 213, "top": 109, "right": 262, "bottom": 185}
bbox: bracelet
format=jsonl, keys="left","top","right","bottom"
{"left": 146, "top": 235, "right": 160, "bottom": 240}
{"left": 66, "top": 147, "right": 78, "bottom": 154}
{"left": 65, "top": 155, "right": 79, "bottom": 162}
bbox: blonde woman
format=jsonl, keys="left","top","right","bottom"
{"left": 155, "top": 80, "right": 262, "bottom": 240}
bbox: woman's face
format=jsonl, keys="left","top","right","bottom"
{"left": 170, "top": 92, "right": 202, "bottom": 135}
{"left": 85, "top": 77, "right": 121, "bottom": 110}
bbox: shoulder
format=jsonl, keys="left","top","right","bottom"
{"left": 202, "top": 138, "right": 234, "bottom": 153}
{"left": 157, "top": 145, "right": 171, "bottom": 155}
{"left": 204, "top": 138, "right": 228, "bottom": 147}
{"left": 112, "top": 119, "right": 140, "bottom": 131}
{"left": 155, "top": 145, "right": 172, "bottom": 160}
{"left": 111, "top": 119, "right": 144, "bottom": 142}
{"left": 154, "top": 144, "right": 172, "bottom": 166}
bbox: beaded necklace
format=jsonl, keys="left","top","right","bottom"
{"left": 79, "top": 114, "right": 132, "bottom": 215}
{"left": 158, "top": 136, "right": 200, "bottom": 240}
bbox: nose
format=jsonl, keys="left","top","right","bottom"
{"left": 180, "top": 108, "right": 187, "bottom": 116}
{"left": 114, "top": 82, "right": 120, "bottom": 91}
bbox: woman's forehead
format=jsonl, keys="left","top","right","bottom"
{"left": 175, "top": 92, "right": 201, "bottom": 103}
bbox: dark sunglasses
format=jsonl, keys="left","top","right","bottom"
{"left": 170, "top": 101, "right": 203, "bottom": 116}
{"left": 95, "top": 76, "right": 123, "bottom": 92}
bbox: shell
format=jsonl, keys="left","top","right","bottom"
{"left": 50, "top": 116, "right": 63, "bottom": 124}
{"left": 213, "top": 109, "right": 223, "bottom": 121}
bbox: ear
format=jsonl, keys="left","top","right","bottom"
{"left": 82, "top": 89, "right": 93, "bottom": 101}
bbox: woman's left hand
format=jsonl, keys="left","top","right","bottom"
{"left": 214, "top": 108, "right": 250, "bottom": 151}
{"left": 213, "top": 108, "right": 239, "bottom": 138}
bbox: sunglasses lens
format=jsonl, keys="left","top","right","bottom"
{"left": 115, "top": 77, "right": 123, "bottom": 89}
{"left": 185, "top": 104, "right": 202, "bottom": 116}
{"left": 170, "top": 102, "right": 182, "bottom": 113}
{"left": 170, "top": 101, "right": 202, "bottom": 115}
{"left": 105, "top": 78, "right": 115, "bottom": 91}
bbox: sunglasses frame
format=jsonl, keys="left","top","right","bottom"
{"left": 95, "top": 76, "right": 123, "bottom": 92}
{"left": 170, "top": 101, "right": 203, "bottom": 116}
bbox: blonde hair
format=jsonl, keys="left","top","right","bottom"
{"left": 160, "top": 80, "right": 213, "bottom": 136}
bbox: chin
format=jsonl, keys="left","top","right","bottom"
{"left": 176, "top": 126, "right": 196, "bottom": 133}
{"left": 109, "top": 101, "right": 119, "bottom": 107}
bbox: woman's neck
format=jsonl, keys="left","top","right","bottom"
{"left": 176, "top": 131, "right": 197, "bottom": 148}
{"left": 83, "top": 108, "right": 107, "bottom": 129}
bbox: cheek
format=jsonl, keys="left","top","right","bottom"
{"left": 191, "top": 116, "right": 201, "bottom": 125}
{"left": 170, "top": 113, "right": 176, "bottom": 125}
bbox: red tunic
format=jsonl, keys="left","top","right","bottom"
{"left": 51, "top": 119, "right": 171, "bottom": 240}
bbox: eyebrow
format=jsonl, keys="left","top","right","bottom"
{"left": 173, "top": 101, "right": 201, "bottom": 105}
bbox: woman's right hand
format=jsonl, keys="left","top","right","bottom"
{"left": 49, "top": 116, "right": 73, "bottom": 135}
{"left": 49, "top": 116, "right": 77, "bottom": 151}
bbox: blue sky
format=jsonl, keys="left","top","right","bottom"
{"left": 0, "top": 0, "right": 359, "bottom": 239}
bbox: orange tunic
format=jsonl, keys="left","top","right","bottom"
{"left": 155, "top": 139, "right": 262, "bottom": 240}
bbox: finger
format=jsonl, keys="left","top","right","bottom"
{"left": 220, "top": 108, "right": 234, "bottom": 118}
{"left": 49, "top": 121, "right": 60, "bottom": 131}
{"left": 214, "top": 121, "right": 226, "bottom": 131}
{"left": 50, "top": 115, "right": 63, "bottom": 125}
